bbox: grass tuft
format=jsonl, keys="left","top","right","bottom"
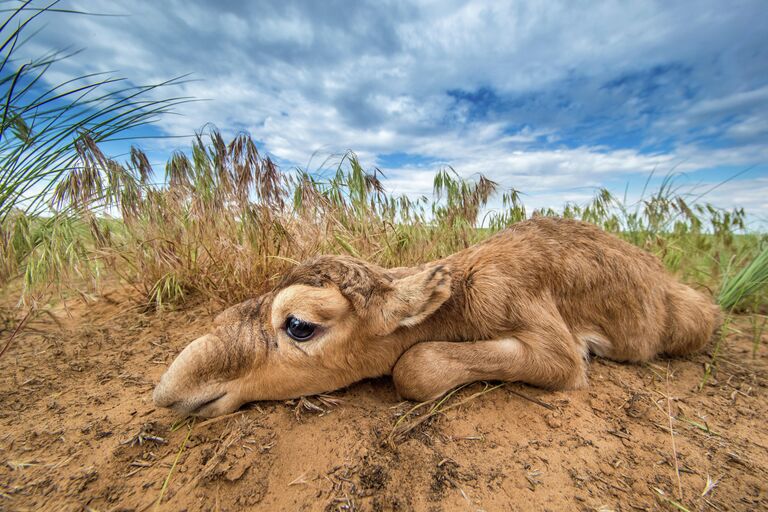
{"left": 718, "top": 244, "right": 768, "bottom": 311}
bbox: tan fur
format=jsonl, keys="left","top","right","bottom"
{"left": 153, "top": 217, "right": 721, "bottom": 417}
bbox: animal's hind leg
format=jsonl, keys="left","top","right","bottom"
{"left": 663, "top": 282, "right": 721, "bottom": 356}
{"left": 392, "top": 307, "right": 588, "bottom": 402}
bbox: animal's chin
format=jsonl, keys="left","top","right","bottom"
{"left": 180, "top": 392, "right": 246, "bottom": 417}
{"left": 154, "top": 383, "right": 243, "bottom": 417}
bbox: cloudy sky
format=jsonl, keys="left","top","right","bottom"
{"left": 25, "top": 0, "right": 768, "bottom": 224}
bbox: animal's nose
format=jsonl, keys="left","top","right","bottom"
{"left": 152, "top": 381, "right": 175, "bottom": 408}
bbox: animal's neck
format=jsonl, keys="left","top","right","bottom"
{"left": 380, "top": 262, "right": 472, "bottom": 370}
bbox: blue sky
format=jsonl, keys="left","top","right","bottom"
{"left": 23, "top": 0, "right": 768, "bottom": 225}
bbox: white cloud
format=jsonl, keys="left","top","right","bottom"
{"left": 12, "top": 0, "right": 768, "bottom": 225}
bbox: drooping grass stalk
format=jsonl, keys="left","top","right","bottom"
{"left": 0, "top": 1, "right": 190, "bottom": 300}
{"left": 0, "top": 1, "right": 187, "bottom": 222}
{"left": 751, "top": 313, "right": 767, "bottom": 357}
{"left": 699, "top": 315, "right": 731, "bottom": 389}
{"left": 154, "top": 417, "right": 195, "bottom": 511}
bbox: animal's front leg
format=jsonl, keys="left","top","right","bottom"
{"left": 392, "top": 339, "right": 524, "bottom": 401}
{"left": 392, "top": 322, "right": 587, "bottom": 402}
{"left": 391, "top": 341, "right": 471, "bottom": 401}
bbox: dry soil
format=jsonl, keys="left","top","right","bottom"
{"left": 1, "top": 291, "right": 766, "bottom": 511}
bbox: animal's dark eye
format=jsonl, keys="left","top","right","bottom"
{"left": 285, "top": 316, "right": 316, "bottom": 341}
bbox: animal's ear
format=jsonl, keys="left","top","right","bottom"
{"left": 376, "top": 265, "right": 452, "bottom": 335}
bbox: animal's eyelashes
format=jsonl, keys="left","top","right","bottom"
{"left": 285, "top": 316, "right": 317, "bottom": 342}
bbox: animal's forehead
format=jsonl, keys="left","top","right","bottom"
{"left": 274, "top": 256, "right": 393, "bottom": 305}
{"left": 271, "top": 284, "right": 351, "bottom": 324}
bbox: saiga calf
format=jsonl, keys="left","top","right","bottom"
{"left": 154, "top": 217, "right": 720, "bottom": 417}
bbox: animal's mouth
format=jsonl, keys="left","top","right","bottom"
{"left": 159, "top": 391, "right": 228, "bottom": 416}
{"left": 186, "top": 392, "right": 227, "bottom": 416}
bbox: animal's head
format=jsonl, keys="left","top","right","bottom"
{"left": 152, "top": 255, "right": 451, "bottom": 417}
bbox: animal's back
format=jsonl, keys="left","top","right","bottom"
{"left": 446, "top": 217, "right": 719, "bottom": 361}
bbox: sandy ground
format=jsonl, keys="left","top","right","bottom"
{"left": 1, "top": 291, "right": 767, "bottom": 512}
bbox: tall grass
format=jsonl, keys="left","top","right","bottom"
{"left": 0, "top": 1, "right": 185, "bottom": 301}
{"left": 718, "top": 244, "right": 768, "bottom": 311}
{"left": 1, "top": 1, "right": 187, "bottom": 218}
{"left": 0, "top": 5, "right": 763, "bottom": 316}
{"left": 3, "top": 128, "right": 764, "bottom": 313}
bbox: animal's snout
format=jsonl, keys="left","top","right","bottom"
{"left": 152, "top": 380, "right": 175, "bottom": 408}
{"left": 153, "top": 334, "right": 220, "bottom": 412}
{"left": 153, "top": 333, "right": 251, "bottom": 417}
